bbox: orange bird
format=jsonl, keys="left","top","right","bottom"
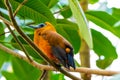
{"left": 30, "top": 22, "right": 75, "bottom": 69}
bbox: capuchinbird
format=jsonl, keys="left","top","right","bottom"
{"left": 30, "top": 22, "right": 75, "bottom": 69}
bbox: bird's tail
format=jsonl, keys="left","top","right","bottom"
{"left": 67, "top": 52, "right": 76, "bottom": 69}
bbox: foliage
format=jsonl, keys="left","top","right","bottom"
{"left": 69, "top": 0, "right": 93, "bottom": 48}
{"left": 0, "top": 0, "right": 120, "bottom": 79}
{"left": 2, "top": 57, "right": 41, "bottom": 80}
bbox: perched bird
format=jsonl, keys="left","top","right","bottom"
{"left": 30, "top": 22, "right": 75, "bottom": 69}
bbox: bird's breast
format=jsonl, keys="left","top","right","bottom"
{"left": 37, "top": 36, "right": 59, "bottom": 62}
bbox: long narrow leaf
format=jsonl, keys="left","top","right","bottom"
{"left": 86, "top": 11, "right": 120, "bottom": 38}
{"left": 8, "top": 0, "right": 56, "bottom": 24}
{"left": 68, "top": 0, "right": 93, "bottom": 48}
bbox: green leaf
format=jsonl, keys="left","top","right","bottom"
{"left": 2, "top": 71, "right": 18, "bottom": 80}
{"left": 56, "top": 19, "right": 81, "bottom": 53}
{"left": 12, "top": 57, "right": 40, "bottom": 80}
{"left": 0, "top": 49, "right": 10, "bottom": 68}
{"left": 60, "top": 6, "right": 72, "bottom": 18}
{"left": 0, "top": 11, "right": 10, "bottom": 21}
{"left": 41, "top": 0, "right": 59, "bottom": 8}
{"left": 20, "top": 25, "right": 34, "bottom": 34}
{"left": 3, "top": 34, "right": 14, "bottom": 49}
{"left": 50, "top": 72, "right": 65, "bottom": 80}
{"left": 92, "top": 29, "right": 117, "bottom": 69}
{"left": 96, "top": 59, "right": 115, "bottom": 69}
{"left": 75, "top": 59, "right": 81, "bottom": 67}
{"left": 112, "top": 8, "right": 120, "bottom": 20}
{"left": 86, "top": 11, "right": 120, "bottom": 38}
{"left": 69, "top": 0, "right": 93, "bottom": 48}
{"left": 8, "top": 0, "right": 56, "bottom": 25}
{"left": 89, "top": 0, "right": 99, "bottom": 4}
{"left": 11, "top": 34, "right": 42, "bottom": 59}
{"left": 0, "top": 0, "right": 6, "bottom": 9}
{"left": 0, "top": 22, "right": 5, "bottom": 40}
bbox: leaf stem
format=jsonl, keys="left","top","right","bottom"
{"left": 13, "top": 0, "right": 28, "bottom": 17}
{"left": 53, "top": 6, "right": 69, "bottom": 14}
{"left": 5, "top": 23, "right": 32, "bottom": 62}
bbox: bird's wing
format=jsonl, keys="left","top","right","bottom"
{"left": 41, "top": 31, "right": 75, "bottom": 69}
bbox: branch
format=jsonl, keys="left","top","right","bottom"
{"left": 5, "top": 23, "right": 32, "bottom": 62}
{"left": 13, "top": 0, "right": 28, "bottom": 17}
{"left": 0, "top": 16, "right": 13, "bottom": 26}
{"left": 0, "top": 43, "right": 52, "bottom": 70}
{"left": 4, "top": 0, "right": 81, "bottom": 80}
{"left": 80, "top": 39, "right": 90, "bottom": 80}
{"left": 0, "top": 43, "right": 120, "bottom": 76}
{"left": 53, "top": 6, "right": 69, "bottom": 14}
{"left": 0, "top": 11, "right": 32, "bottom": 62}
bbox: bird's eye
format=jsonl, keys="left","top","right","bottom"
{"left": 38, "top": 23, "right": 45, "bottom": 28}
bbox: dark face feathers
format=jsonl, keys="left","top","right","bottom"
{"left": 38, "top": 23, "right": 46, "bottom": 28}
{"left": 29, "top": 23, "right": 46, "bottom": 29}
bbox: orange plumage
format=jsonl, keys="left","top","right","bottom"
{"left": 32, "top": 22, "right": 75, "bottom": 69}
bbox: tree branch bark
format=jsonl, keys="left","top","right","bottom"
{"left": 5, "top": 23, "right": 32, "bottom": 62}
{"left": 80, "top": 39, "right": 90, "bottom": 80}
{"left": 0, "top": 43, "right": 119, "bottom": 76}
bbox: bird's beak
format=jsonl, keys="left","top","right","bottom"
{"left": 29, "top": 25, "right": 38, "bottom": 29}
{"left": 29, "top": 23, "right": 45, "bottom": 29}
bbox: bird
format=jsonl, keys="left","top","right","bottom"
{"left": 30, "top": 22, "right": 75, "bottom": 69}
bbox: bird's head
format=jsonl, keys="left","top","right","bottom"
{"left": 29, "top": 22, "right": 56, "bottom": 33}
{"left": 29, "top": 22, "right": 56, "bottom": 44}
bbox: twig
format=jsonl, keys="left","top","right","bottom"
{"left": 0, "top": 43, "right": 120, "bottom": 76}
{"left": 5, "top": 23, "right": 32, "bottom": 62}
{"left": 53, "top": 6, "right": 69, "bottom": 14}
{"left": 4, "top": 0, "right": 81, "bottom": 80}
{"left": 0, "top": 11, "right": 32, "bottom": 62}
{"left": 0, "top": 43, "right": 52, "bottom": 70}
{"left": 72, "top": 67, "right": 120, "bottom": 76}
{"left": 0, "top": 16, "right": 13, "bottom": 26}
{"left": 39, "top": 70, "right": 47, "bottom": 80}
{"left": 13, "top": 0, "right": 28, "bottom": 17}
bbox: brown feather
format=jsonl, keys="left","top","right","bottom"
{"left": 33, "top": 22, "right": 75, "bottom": 69}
